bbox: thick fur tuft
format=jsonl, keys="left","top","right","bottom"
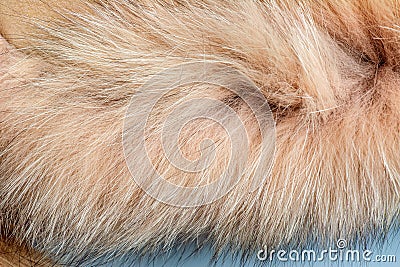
{"left": 0, "top": 0, "right": 400, "bottom": 265}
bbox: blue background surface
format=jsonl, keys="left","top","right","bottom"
{"left": 101, "top": 229, "right": 400, "bottom": 267}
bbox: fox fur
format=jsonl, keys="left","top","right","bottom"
{"left": 0, "top": 0, "right": 400, "bottom": 265}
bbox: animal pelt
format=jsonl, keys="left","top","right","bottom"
{"left": 0, "top": 0, "right": 399, "bottom": 265}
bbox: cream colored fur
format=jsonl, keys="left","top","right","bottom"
{"left": 0, "top": 0, "right": 399, "bottom": 265}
